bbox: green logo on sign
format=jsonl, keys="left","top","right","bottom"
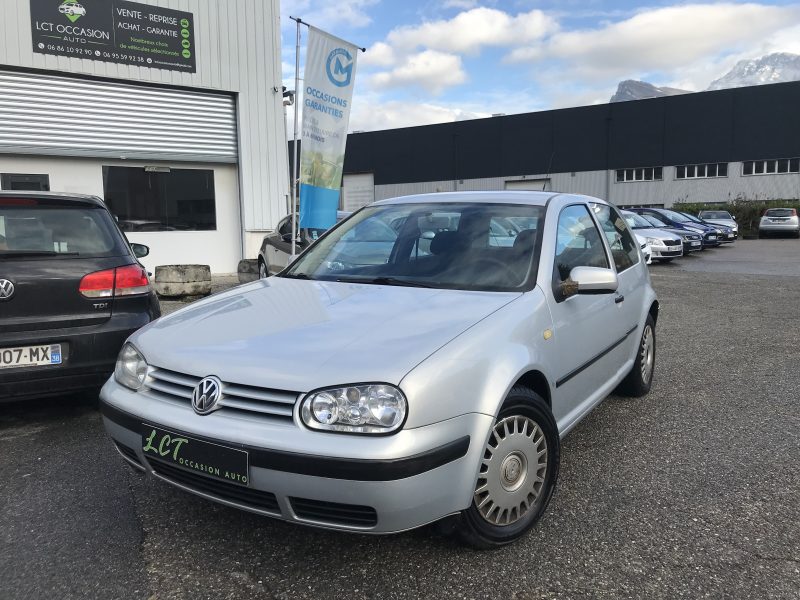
{"left": 58, "top": 0, "right": 86, "bottom": 23}
{"left": 182, "top": 49, "right": 191, "bottom": 59}
{"left": 180, "top": 28, "right": 190, "bottom": 39}
{"left": 180, "top": 18, "right": 189, "bottom": 28}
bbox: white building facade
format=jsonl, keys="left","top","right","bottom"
{"left": 0, "top": 0, "right": 288, "bottom": 273}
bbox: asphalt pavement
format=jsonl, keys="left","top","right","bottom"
{"left": 2, "top": 240, "right": 799, "bottom": 600}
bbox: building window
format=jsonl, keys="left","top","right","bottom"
{"left": 615, "top": 166, "right": 663, "bottom": 183}
{"left": 742, "top": 158, "right": 800, "bottom": 176}
{"left": 102, "top": 167, "right": 217, "bottom": 231}
{"left": 1, "top": 173, "right": 50, "bottom": 191}
{"left": 675, "top": 162, "right": 728, "bottom": 179}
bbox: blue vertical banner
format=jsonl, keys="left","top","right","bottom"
{"left": 299, "top": 26, "right": 359, "bottom": 229}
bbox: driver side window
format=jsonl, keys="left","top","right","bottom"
{"left": 553, "top": 204, "right": 609, "bottom": 283}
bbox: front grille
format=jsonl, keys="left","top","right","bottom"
{"left": 146, "top": 367, "right": 299, "bottom": 422}
{"left": 290, "top": 497, "right": 378, "bottom": 527}
{"left": 115, "top": 442, "right": 142, "bottom": 467}
{"left": 149, "top": 458, "right": 280, "bottom": 512}
{"left": 663, "top": 239, "right": 681, "bottom": 247}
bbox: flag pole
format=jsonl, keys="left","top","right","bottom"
{"left": 290, "top": 16, "right": 302, "bottom": 260}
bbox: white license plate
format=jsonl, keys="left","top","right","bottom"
{"left": 691, "top": 241, "right": 701, "bottom": 246}
{"left": 0, "top": 344, "right": 62, "bottom": 369}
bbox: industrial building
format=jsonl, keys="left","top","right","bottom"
{"left": 0, "top": 0, "right": 288, "bottom": 273}
{"left": 337, "top": 81, "right": 800, "bottom": 210}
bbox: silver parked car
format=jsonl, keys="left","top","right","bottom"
{"left": 100, "top": 192, "right": 658, "bottom": 548}
{"left": 759, "top": 208, "right": 800, "bottom": 238}
{"left": 622, "top": 211, "right": 684, "bottom": 262}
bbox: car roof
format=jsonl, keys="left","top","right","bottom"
{"left": 373, "top": 191, "right": 593, "bottom": 207}
{"left": 0, "top": 190, "right": 106, "bottom": 208}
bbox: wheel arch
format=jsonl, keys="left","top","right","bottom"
{"left": 512, "top": 370, "right": 552, "bottom": 409}
{"left": 648, "top": 300, "right": 659, "bottom": 325}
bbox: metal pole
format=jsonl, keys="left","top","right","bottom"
{"left": 290, "top": 17, "right": 301, "bottom": 260}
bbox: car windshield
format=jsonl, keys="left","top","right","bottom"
{"left": 643, "top": 214, "right": 669, "bottom": 228}
{"left": 660, "top": 209, "right": 692, "bottom": 223}
{"left": 680, "top": 212, "right": 704, "bottom": 223}
{"left": 622, "top": 212, "right": 653, "bottom": 230}
{"left": 765, "top": 208, "right": 795, "bottom": 217}
{"left": 283, "top": 202, "right": 544, "bottom": 291}
{"left": 700, "top": 211, "right": 732, "bottom": 219}
{"left": 0, "top": 201, "right": 124, "bottom": 257}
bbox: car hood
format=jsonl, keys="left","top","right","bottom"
{"left": 703, "top": 218, "right": 736, "bottom": 228}
{"left": 633, "top": 227, "right": 682, "bottom": 241}
{"left": 132, "top": 277, "right": 520, "bottom": 392}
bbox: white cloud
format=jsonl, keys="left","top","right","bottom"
{"left": 387, "top": 7, "right": 557, "bottom": 55}
{"left": 508, "top": 3, "right": 800, "bottom": 83}
{"left": 360, "top": 42, "right": 396, "bottom": 68}
{"left": 281, "top": 0, "right": 378, "bottom": 30}
{"left": 370, "top": 50, "right": 467, "bottom": 94}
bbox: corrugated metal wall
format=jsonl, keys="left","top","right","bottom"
{"left": 0, "top": 70, "right": 237, "bottom": 162}
{"left": 0, "top": 0, "right": 287, "bottom": 230}
{"left": 372, "top": 166, "right": 800, "bottom": 206}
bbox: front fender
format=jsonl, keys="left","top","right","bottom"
{"left": 400, "top": 288, "right": 557, "bottom": 429}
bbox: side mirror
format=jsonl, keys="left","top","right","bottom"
{"left": 281, "top": 232, "right": 294, "bottom": 243}
{"left": 130, "top": 243, "right": 149, "bottom": 258}
{"left": 561, "top": 266, "right": 618, "bottom": 298}
{"left": 421, "top": 231, "right": 436, "bottom": 240}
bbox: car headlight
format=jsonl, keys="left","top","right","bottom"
{"left": 645, "top": 237, "right": 663, "bottom": 246}
{"left": 114, "top": 343, "right": 148, "bottom": 390}
{"left": 300, "top": 384, "right": 407, "bottom": 434}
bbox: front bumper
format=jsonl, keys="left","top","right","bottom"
{"left": 100, "top": 379, "right": 492, "bottom": 534}
{"left": 682, "top": 240, "right": 703, "bottom": 253}
{"left": 651, "top": 246, "right": 683, "bottom": 259}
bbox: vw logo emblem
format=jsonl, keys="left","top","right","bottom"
{"left": 191, "top": 376, "right": 222, "bottom": 415}
{"left": 0, "top": 279, "right": 14, "bottom": 300}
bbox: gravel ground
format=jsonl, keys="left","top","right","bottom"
{"left": 1, "top": 241, "right": 799, "bottom": 600}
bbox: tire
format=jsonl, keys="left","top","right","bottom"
{"left": 453, "top": 386, "right": 560, "bottom": 550}
{"left": 616, "top": 314, "right": 656, "bottom": 397}
{"left": 258, "top": 258, "right": 269, "bottom": 279}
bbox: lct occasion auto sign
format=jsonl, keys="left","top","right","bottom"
{"left": 30, "top": 0, "right": 196, "bottom": 73}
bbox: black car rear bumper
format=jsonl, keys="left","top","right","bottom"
{"left": 0, "top": 311, "right": 152, "bottom": 402}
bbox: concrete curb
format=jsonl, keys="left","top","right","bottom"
{"left": 154, "top": 264, "right": 212, "bottom": 298}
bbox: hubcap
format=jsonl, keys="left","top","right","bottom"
{"left": 259, "top": 262, "right": 268, "bottom": 278}
{"left": 474, "top": 415, "right": 548, "bottom": 526}
{"left": 640, "top": 325, "right": 654, "bottom": 384}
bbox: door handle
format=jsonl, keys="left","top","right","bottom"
{"left": 614, "top": 294, "right": 625, "bottom": 304}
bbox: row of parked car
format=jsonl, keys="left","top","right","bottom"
{"left": 623, "top": 207, "right": 739, "bottom": 264}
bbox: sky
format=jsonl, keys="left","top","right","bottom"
{"left": 279, "top": 1, "right": 800, "bottom": 133}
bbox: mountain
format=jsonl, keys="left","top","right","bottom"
{"left": 707, "top": 52, "right": 800, "bottom": 90}
{"left": 610, "top": 80, "right": 692, "bottom": 103}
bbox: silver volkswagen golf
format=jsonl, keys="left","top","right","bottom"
{"left": 100, "top": 192, "right": 658, "bottom": 548}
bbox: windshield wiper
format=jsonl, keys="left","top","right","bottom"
{"left": 360, "top": 276, "right": 436, "bottom": 288}
{"left": 280, "top": 272, "right": 314, "bottom": 280}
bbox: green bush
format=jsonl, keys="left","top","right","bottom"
{"left": 673, "top": 198, "right": 800, "bottom": 237}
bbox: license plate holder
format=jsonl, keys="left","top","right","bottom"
{"left": 142, "top": 424, "right": 250, "bottom": 487}
{"left": 0, "top": 343, "right": 62, "bottom": 369}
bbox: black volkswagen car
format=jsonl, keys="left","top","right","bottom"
{"left": 0, "top": 192, "right": 160, "bottom": 402}
{"left": 629, "top": 207, "right": 721, "bottom": 248}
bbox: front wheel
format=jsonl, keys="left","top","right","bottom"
{"left": 453, "top": 387, "right": 560, "bottom": 549}
{"left": 258, "top": 259, "right": 269, "bottom": 279}
{"left": 616, "top": 315, "right": 656, "bottom": 397}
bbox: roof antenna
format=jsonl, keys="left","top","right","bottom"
{"left": 543, "top": 150, "right": 555, "bottom": 191}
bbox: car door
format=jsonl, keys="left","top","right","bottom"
{"left": 266, "top": 215, "right": 300, "bottom": 273}
{"left": 590, "top": 203, "right": 646, "bottom": 358}
{"left": 543, "top": 201, "right": 627, "bottom": 431}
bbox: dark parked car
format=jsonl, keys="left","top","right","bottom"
{"left": 678, "top": 211, "right": 736, "bottom": 243}
{"left": 0, "top": 192, "right": 160, "bottom": 402}
{"left": 258, "top": 211, "right": 350, "bottom": 277}
{"left": 629, "top": 207, "right": 721, "bottom": 248}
